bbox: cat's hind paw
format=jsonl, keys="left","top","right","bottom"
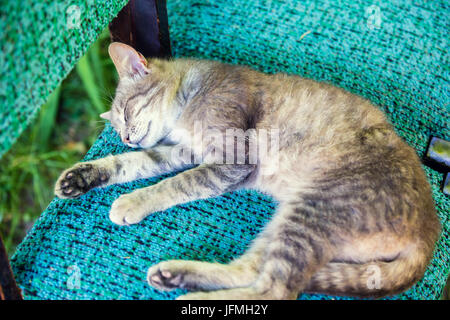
{"left": 147, "top": 261, "right": 189, "bottom": 291}
{"left": 147, "top": 260, "right": 200, "bottom": 291}
{"left": 147, "top": 268, "right": 183, "bottom": 291}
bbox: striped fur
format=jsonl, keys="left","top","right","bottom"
{"left": 55, "top": 43, "right": 440, "bottom": 299}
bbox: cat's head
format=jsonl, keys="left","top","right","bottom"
{"left": 101, "top": 42, "right": 180, "bottom": 149}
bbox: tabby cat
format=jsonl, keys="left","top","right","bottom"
{"left": 55, "top": 42, "right": 440, "bottom": 300}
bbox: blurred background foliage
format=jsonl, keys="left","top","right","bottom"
{"left": 0, "top": 29, "right": 117, "bottom": 255}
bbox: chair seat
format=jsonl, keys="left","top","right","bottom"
{"left": 11, "top": 0, "right": 449, "bottom": 299}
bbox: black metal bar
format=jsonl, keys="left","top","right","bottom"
{"left": 154, "top": 0, "right": 172, "bottom": 58}
{"left": 0, "top": 235, "right": 22, "bottom": 300}
{"left": 109, "top": 0, "right": 172, "bottom": 58}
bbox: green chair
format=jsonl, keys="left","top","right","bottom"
{"left": 1, "top": 0, "right": 448, "bottom": 299}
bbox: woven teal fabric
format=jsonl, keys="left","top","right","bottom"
{"left": 0, "top": 0, "right": 128, "bottom": 159}
{"left": 11, "top": 0, "right": 449, "bottom": 299}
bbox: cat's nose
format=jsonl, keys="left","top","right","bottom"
{"left": 122, "top": 134, "right": 131, "bottom": 144}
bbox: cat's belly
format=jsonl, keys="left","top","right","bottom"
{"left": 253, "top": 147, "right": 329, "bottom": 198}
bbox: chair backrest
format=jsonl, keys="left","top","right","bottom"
{"left": 0, "top": 0, "right": 129, "bottom": 159}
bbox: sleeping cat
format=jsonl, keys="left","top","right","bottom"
{"left": 55, "top": 42, "right": 440, "bottom": 300}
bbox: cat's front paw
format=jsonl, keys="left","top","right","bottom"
{"left": 55, "top": 163, "right": 110, "bottom": 199}
{"left": 109, "top": 191, "right": 151, "bottom": 226}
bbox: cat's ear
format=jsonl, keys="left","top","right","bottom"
{"left": 108, "top": 42, "right": 150, "bottom": 79}
{"left": 100, "top": 111, "right": 112, "bottom": 121}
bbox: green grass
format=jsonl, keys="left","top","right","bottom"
{"left": 0, "top": 29, "right": 117, "bottom": 255}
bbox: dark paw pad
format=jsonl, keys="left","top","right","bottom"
{"left": 57, "top": 164, "right": 109, "bottom": 198}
